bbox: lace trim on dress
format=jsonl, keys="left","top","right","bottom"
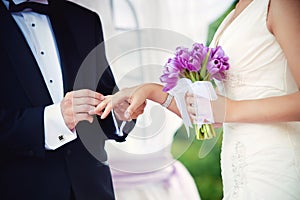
{"left": 231, "top": 141, "right": 247, "bottom": 199}
{"left": 224, "top": 72, "right": 245, "bottom": 88}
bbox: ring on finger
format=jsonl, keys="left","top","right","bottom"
{"left": 189, "top": 103, "right": 196, "bottom": 107}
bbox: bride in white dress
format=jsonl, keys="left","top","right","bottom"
{"left": 94, "top": 0, "right": 300, "bottom": 199}
{"left": 208, "top": 0, "right": 300, "bottom": 199}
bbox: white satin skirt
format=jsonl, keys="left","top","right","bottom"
{"left": 221, "top": 123, "right": 300, "bottom": 200}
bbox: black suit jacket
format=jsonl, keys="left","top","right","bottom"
{"left": 0, "top": 1, "right": 128, "bottom": 199}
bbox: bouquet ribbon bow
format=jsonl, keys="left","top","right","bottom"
{"left": 169, "top": 78, "right": 217, "bottom": 137}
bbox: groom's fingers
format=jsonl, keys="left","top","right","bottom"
{"left": 73, "top": 89, "right": 104, "bottom": 100}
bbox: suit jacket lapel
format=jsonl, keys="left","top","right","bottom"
{"left": 0, "top": 1, "right": 52, "bottom": 106}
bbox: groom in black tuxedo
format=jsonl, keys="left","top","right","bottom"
{"left": 0, "top": 0, "right": 133, "bottom": 199}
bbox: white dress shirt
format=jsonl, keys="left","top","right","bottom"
{"left": 3, "top": 0, "right": 77, "bottom": 150}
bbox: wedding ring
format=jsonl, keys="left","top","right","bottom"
{"left": 190, "top": 103, "right": 195, "bottom": 107}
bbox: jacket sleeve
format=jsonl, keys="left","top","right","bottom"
{"left": 96, "top": 67, "right": 136, "bottom": 142}
{"left": 0, "top": 107, "right": 46, "bottom": 158}
{"left": 93, "top": 15, "right": 135, "bottom": 142}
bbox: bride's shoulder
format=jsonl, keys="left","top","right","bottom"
{"left": 267, "top": 0, "right": 300, "bottom": 36}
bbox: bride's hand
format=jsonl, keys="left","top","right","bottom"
{"left": 90, "top": 85, "right": 147, "bottom": 120}
{"left": 185, "top": 92, "right": 226, "bottom": 126}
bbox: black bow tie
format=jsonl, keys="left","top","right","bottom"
{"left": 8, "top": 0, "right": 49, "bottom": 15}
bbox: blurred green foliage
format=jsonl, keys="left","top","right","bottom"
{"left": 206, "top": 0, "right": 238, "bottom": 46}
{"left": 172, "top": 126, "right": 223, "bottom": 200}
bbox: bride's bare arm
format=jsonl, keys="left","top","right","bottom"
{"left": 92, "top": 83, "right": 181, "bottom": 120}
{"left": 126, "top": 83, "right": 181, "bottom": 117}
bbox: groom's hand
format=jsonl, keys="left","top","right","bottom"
{"left": 61, "top": 89, "right": 104, "bottom": 130}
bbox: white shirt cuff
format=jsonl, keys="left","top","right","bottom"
{"left": 44, "top": 103, "right": 77, "bottom": 150}
{"left": 111, "top": 110, "right": 127, "bottom": 137}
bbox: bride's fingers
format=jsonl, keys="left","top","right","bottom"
{"left": 190, "top": 116, "right": 197, "bottom": 123}
{"left": 185, "top": 95, "right": 196, "bottom": 106}
{"left": 89, "top": 96, "right": 112, "bottom": 115}
{"left": 89, "top": 103, "right": 104, "bottom": 115}
{"left": 131, "top": 102, "right": 147, "bottom": 118}
{"left": 126, "top": 96, "right": 147, "bottom": 118}
{"left": 136, "top": 101, "right": 146, "bottom": 112}
{"left": 130, "top": 109, "right": 145, "bottom": 119}
{"left": 185, "top": 92, "right": 194, "bottom": 98}
{"left": 187, "top": 104, "right": 196, "bottom": 116}
{"left": 213, "top": 123, "right": 223, "bottom": 128}
{"left": 100, "top": 101, "right": 113, "bottom": 119}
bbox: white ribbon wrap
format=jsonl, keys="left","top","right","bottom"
{"left": 168, "top": 78, "right": 217, "bottom": 137}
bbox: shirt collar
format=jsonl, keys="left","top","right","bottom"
{"left": 2, "top": 0, "right": 48, "bottom": 7}
{"left": 14, "top": 0, "right": 48, "bottom": 4}
{"left": 14, "top": 0, "right": 28, "bottom": 4}
{"left": 2, "top": 0, "right": 48, "bottom": 10}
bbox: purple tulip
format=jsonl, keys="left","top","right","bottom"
{"left": 175, "top": 47, "right": 190, "bottom": 60}
{"left": 207, "top": 46, "right": 230, "bottom": 80}
{"left": 160, "top": 57, "right": 184, "bottom": 92}
{"left": 161, "top": 43, "right": 230, "bottom": 91}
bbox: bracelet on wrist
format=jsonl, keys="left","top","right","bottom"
{"left": 161, "top": 93, "right": 173, "bottom": 108}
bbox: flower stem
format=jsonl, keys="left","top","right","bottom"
{"left": 189, "top": 71, "right": 197, "bottom": 82}
{"left": 196, "top": 72, "right": 200, "bottom": 81}
{"left": 203, "top": 73, "right": 210, "bottom": 81}
{"left": 195, "top": 124, "right": 216, "bottom": 140}
{"left": 200, "top": 49, "right": 211, "bottom": 79}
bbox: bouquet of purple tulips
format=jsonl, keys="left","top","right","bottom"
{"left": 160, "top": 43, "right": 230, "bottom": 140}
